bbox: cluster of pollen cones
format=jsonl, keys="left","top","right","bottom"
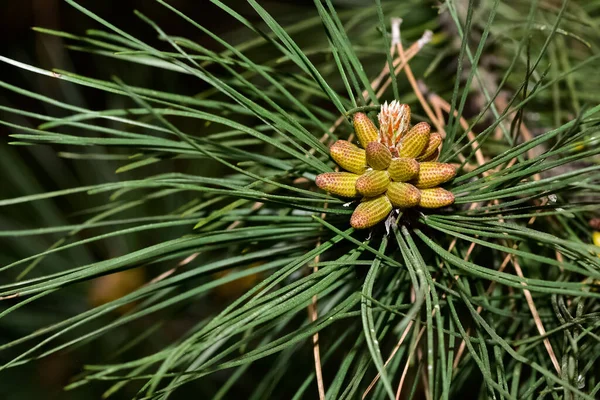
{"left": 316, "top": 101, "right": 456, "bottom": 229}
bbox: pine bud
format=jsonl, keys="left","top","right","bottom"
{"left": 386, "top": 182, "right": 420, "bottom": 208}
{"left": 353, "top": 112, "right": 379, "bottom": 147}
{"left": 378, "top": 101, "right": 411, "bottom": 145}
{"left": 350, "top": 194, "right": 392, "bottom": 229}
{"left": 365, "top": 141, "right": 392, "bottom": 170}
{"left": 355, "top": 170, "right": 390, "bottom": 197}
{"left": 418, "top": 132, "right": 442, "bottom": 160}
{"left": 330, "top": 140, "right": 367, "bottom": 174}
{"left": 388, "top": 157, "right": 420, "bottom": 182}
{"left": 315, "top": 172, "right": 360, "bottom": 198}
{"left": 412, "top": 162, "right": 456, "bottom": 189}
{"left": 397, "top": 122, "right": 430, "bottom": 158}
{"left": 418, "top": 187, "right": 455, "bottom": 208}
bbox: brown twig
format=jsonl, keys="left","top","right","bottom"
{"left": 427, "top": 91, "right": 486, "bottom": 167}
{"left": 396, "top": 325, "right": 426, "bottom": 400}
{"left": 308, "top": 238, "right": 326, "bottom": 400}
{"left": 419, "top": 348, "right": 433, "bottom": 400}
{"left": 375, "top": 31, "right": 432, "bottom": 100}
{"left": 392, "top": 19, "right": 445, "bottom": 137}
{"left": 362, "top": 320, "right": 415, "bottom": 399}
{"left": 512, "top": 255, "right": 561, "bottom": 373}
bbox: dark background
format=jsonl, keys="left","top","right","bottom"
{"left": 0, "top": 1, "right": 336, "bottom": 399}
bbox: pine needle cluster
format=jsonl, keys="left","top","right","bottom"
{"left": 1, "top": 0, "right": 600, "bottom": 399}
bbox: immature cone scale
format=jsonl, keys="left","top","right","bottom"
{"left": 316, "top": 101, "right": 457, "bottom": 229}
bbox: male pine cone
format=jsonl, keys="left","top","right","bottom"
{"left": 315, "top": 101, "right": 457, "bottom": 229}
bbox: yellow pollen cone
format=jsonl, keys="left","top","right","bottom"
{"left": 315, "top": 172, "right": 360, "bottom": 198}
{"left": 418, "top": 187, "right": 455, "bottom": 208}
{"left": 412, "top": 162, "right": 457, "bottom": 189}
{"left": 355, "top": 170, "right": 390, "bottom": 197}
{"left": 386, "top": 182, "right": 420, "bottom": 208}
{"left": 350, "top": 194, "right": 392, "bottom": 229}
{"left": 418, "top": 132, "right": 442, "bottom": 160}
{"left": 353, "top": 113, "right": 379, "bottom": 148}
{"left": 330, "top": 140, "right": 367, "bottom": 174}
{"left": 388, "top": 157, "right": 420, "bottom": 182}
{"left": 397, "top": 122, "right": 431, "bottom": 158}
{"left": 420, "top": 149, "right": 440, "bottom": 162}
{"left": 366, "top": 141, "right": 392, "bottom": 170}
